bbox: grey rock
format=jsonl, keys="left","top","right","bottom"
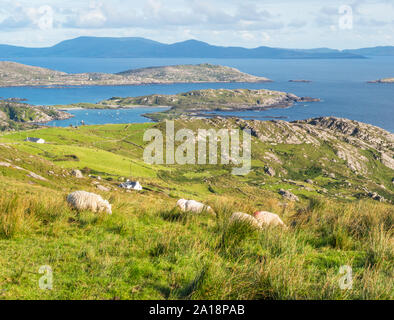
{"left": 368, "top": 192, "right": 385, "bottom": 202}
{"left": 71, "top": 169, "right": 83, "bottom": 178}
{"left": 279, "top": 189, "right": 299, "bottom": 202}
{"left": 264, "top": 166, "right": 276, "bottom": 177}
{"left": 96, "top": 185, "right": 110, "bottom": 192}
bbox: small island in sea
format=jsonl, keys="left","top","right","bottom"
{"left": 0, "top": 61, "right": 271, "bottom": 87}
{"left": 0, "top": 88, "right": 320, "bottom": 129}
{"left": 288, "top": 79, "right": 312, "bottom": 83}
{"left": 367, "top": 78, "right": 394, "bottom": 83}
{"left": 98, "top": 88, "right": 320, "bottom": 121}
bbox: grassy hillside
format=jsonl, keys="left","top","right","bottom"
{"left": 0, "top": 62, "right": 269, "bottom": 87}
{"left": 0, "top": 118, "right": 392, "bottom": 299}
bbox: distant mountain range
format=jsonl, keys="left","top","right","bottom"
{"left": 344, "top": 46, "right": 394, "bottom": 56}
{"left": 0, "top": 36, "right": 378, "bottom": 59}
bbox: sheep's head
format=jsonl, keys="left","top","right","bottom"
{"left": 205, "top": 205, "right": 216, "bottom": 216}
{"left": 99, "top": 199, "right": 112, "bottom": 214}
{"left": 176, "top": 199, "right": 187, "bottom": 210}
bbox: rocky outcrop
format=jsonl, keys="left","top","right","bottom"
{"left": 218, "top": 116, "right": 393, "bottom": 175}
{"left": 381, "top": 153, "right": 394, "bottom": 171}
{"left": 295, "top": 117, "right": 393, "bottom": 151}
{"left": 0, "top": 160, "right": 47, "bottom": 181}
{"left": 279, "top": 189, "right": 299, "bottom": 201}
{"left": 263, "top": 152, "right": 283, "bottom": 165}
{"left": 96, "top": 185, "right": 110, "bottom": 192}
{"left": 264, "top": 166, "right": 276, "bottom": 177}
{"left": 335, "top": 144, "right": 368, "bottom": 174}
{"left": 367, "top": 192, "right": 386, "bottom": 202}
{"left": 71, "top": 169, "right": 83, "bottom": 178}
{"left": 0, "top": 110, "right": 7, "bottom": 120}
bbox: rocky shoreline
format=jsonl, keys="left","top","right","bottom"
{"left": 0, "top": 100, "right": 74, "bottom": 130}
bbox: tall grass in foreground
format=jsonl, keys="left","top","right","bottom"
{"left": 0, "top": 193, "right": 73, "bottom": 239}
{"left": 153, "top": 197, "right": 393, "bottom": 300}
{"left": 0, "top": 191, "right": 392, "bottom": 299}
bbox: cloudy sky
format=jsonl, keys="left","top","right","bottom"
{"left": 0, "top": 0, "right": 393, "bottom": 49}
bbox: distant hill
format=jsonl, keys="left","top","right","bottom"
{"left": 0, "top": 36, "right": 366, "bottom": 59}
{"left": 116, "top": 64, "right": 270, "bottom": 82}
{"left": 0, "top": 61, "right": 269, "bottom": 87}
{"left": 344, "top": 46, "right": 394, "bottom": 56}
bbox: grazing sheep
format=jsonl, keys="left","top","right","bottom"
{"left": 177, "top": 199, "right": 215, "bottom": 215}
{"left": 253, "top": 211, "right": 287, "bottom": 228}
{"left": 176, "top": 199, "right": 188, "bottom": 211}
{"left": 229, "top": 212, "right": 262, "bottom": 229}
{"left": 67, "top": 191, "right": 112, "bottom": 214}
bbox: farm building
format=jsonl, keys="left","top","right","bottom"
{"left": 25, "top": 137, "right": 45, "bottom": 144}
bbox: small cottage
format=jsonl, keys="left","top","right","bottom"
{"left": 119, "top": 180, "right": 143, "bottom": 191}
{"left": 25, "top": 137, "right": 45, "bottom": 144}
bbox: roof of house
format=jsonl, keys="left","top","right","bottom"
{"left": 25, "top": 137, "right": 45, "bottom": 142}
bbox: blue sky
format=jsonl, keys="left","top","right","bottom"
{"left": 0, "top": 0, "right": 393, "bottom": 49}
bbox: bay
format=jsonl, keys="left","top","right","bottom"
{"left": 0, "top": 57, "right": 393, "bottom": 132}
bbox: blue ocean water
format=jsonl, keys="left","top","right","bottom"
{"left": 46, "top": 107, "right": 169, "bottom": 127}
{"left": 0, "top": 57, "right": 393, "bottom": 131}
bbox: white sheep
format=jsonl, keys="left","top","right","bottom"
{"left": 176, "top": 199, "right": 188, "bottom": 211}
{"left": 229, "top": 212, "right": 262, "bottom": 229}
{"left": 176, "top": 199, "right": 215, "bottom": 215}
{"left": 67, "top": 191, "right": 112, "bottom": 214}
{"left": 253, "top": 211, "right": 287, "bottom": 228}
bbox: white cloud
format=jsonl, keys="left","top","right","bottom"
{"left": 0, "top": 0, "right": 392, "bottom": 49}
{"left": 28, "top": 5, "right": 54, "bottom": 30}
{"left": 0, "top": 3, "right": 54, "bottom": 30}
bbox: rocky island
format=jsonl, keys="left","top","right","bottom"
{"left": 368, "top": 78, "right": 394, "bottom": 83}
{"left": 0, "top": 61, "right": 271, "bottom": 87}
{"left": 99, "top": 88, "right": 320, "bottom": 121}
{"left": 0, "top": 88, "right": 320, "bottom": 129}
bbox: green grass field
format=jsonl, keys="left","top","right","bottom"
{"left": 0, "top": 120, "right": 392, "bottom": 300}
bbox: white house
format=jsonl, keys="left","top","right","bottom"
{"left": 25, "top": 137, "right": 45, "bottom": 144}
{"left": 119, "top": 180, "right": 143, "bottom": 191}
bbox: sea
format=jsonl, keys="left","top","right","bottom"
{"left": 0, "top": 57, "right": 393, "bottom": 132}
